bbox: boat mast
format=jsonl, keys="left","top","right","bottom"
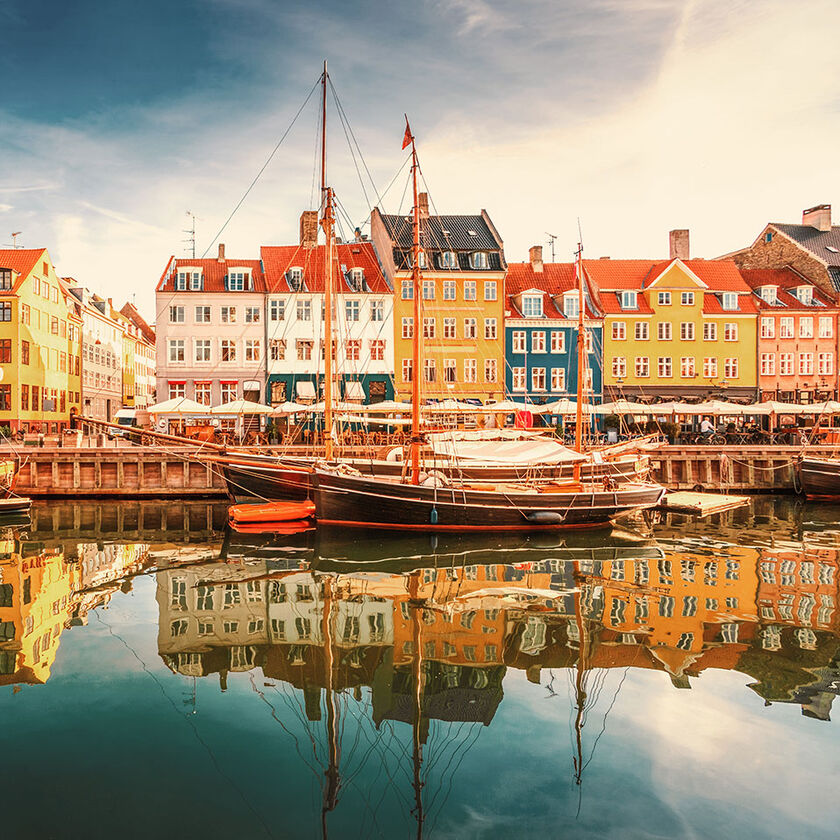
{"left": 574, "top": 242, "right": 586, "bottom": 479}
{"left": 407, "top": 120, "right": 422, "bottom": 485}
{"left": 320, "top": 60, "right": 336, "bottom": 461}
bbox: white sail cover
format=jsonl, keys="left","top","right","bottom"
{"left": 429, "top": 436, "right": 585, "bottom": 465}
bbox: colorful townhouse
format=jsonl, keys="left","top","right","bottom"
{"left": 588, "top": 233, "right": 758, "bottom": 402}
{"left": 118, "top": 302, "right": 157, "bottom": 408}
{"left": 262, "top": 213, "right": 394, "bottom": 405}
{"left": 740, "top": 268, "right": 840, "bottom": 403}
{"left": 155, "top": 244, "right": 267, "bottom": 407}
{"left": 370, "top": 196, "right": 507, "bottom": 404}
{"left": 504, "top": 246, "right": 602, "bottom": 404}
{"left": 0, "top": 248, "right": 83, "bottom": 433}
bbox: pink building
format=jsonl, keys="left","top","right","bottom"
{"left": 741, "top": 268, "right": 840, "bottom": 402}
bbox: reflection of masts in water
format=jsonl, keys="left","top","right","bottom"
{"left": 409, "top": 571, "right": 426, "bottom": 839}
{"left": 572, "top": 562, "right": 589, "bottom": 792}
{"left": 320, "top": 573, "right": 340, "bottom": 838}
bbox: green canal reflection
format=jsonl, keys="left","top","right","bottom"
{"left": 1, "top": 497, "right": 839, "bottom": 839}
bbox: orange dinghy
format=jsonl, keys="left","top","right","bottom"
{"left": 229, "top": 499, "right": 316, "bottom": 525}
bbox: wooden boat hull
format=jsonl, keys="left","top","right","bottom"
{"left": 220, "top": 453, "right": 651, "bottom": 503}
{"left": 0, "top": 496, "right": 31, "bottom": 514}
{"left": 797, "top": 457, "right": 840, "bottom": 499}
{"left": 310, "top": 471, "right": 665, "bottom": 532}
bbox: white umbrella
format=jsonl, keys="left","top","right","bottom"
{"left": 802, "top": 400, "right": 840, "bottom": 415}
{"left": 147, "top": 397, "right": 210, "bottom": 415}
{"left": 542, "top": 399, "right": 597, "bottom": 415}
{"left": 421, "top": 400, "right": 483, "bottom": 412}
{"left": 353, "top": 400, "right": 413, "bottom": 413}
{"left": 595, "top": 399, "right": 653, "bottom": 414}
{"left": 483, "top": 400, "right": 535, "bottom": 413}
{"left": 209, "top": 399, "right": 274, "bottom": 415}
{"left": 272, "top": 401, "right": 308, "bottom": 415}
{"left": 302, "top": 400, "right": 363, "bottom": 414}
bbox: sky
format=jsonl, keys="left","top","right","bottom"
{"left": 1, "top": 0, "right": 839, "bottom": 321}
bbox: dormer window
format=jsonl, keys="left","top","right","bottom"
{"left": 722, "top": 292, "right": 738, "bottom": 311}
{"left": 795, "top": 286, "right": 814, "bottom": 305}
{"left": 471, "top": 252, "right": 488, "bottom": 270}
{"left": 441, "top": 251, "right": 457, "bottom": 269}
{"left": 620, "top": 290, "right": 637, "bottom": 310}
{"left": 521, "top": 294, "right": 543, "bottom": 318}
{"left": 226, "top": 270, "right": 251, "bottom": 291}
{"left": 409, "top": 250, "right": 427, "bottom": 269}
{"left": 190, "top": 271, "right": 202, "bottom": 290}
{"left": 564, "top": 295, "right": 580, "bottom": 319}
{"left": 758, "top": 286, "right": 777, "bottom": 304}
{"left": 347, "top": 267, "right": 365, "bottom": 291}
{"left": 174, "top": 272, "right": 187, "bottom": 290}
{"left": 0, "top": 269, "right": 13, "bottom": 291}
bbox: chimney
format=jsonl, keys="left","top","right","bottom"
{"left": 300, "top": 210, "right": 319, "bottom": 249}
{"left": 354, "top": 227, "right": 362, "bottom": 243}
{"left": 529, "top": 245, "right": 543, "bottom": 273}
{"left": 217, "top": 243, "right": 225, "bottom": 262}
{"left": 802, "top": 204, "right": 832, "bottom": 232}
{"left": 417, "top": 192, "right": 430, "bottom": 219}
{"left": 669, "top": 229, "right": 690, "bottom": 260}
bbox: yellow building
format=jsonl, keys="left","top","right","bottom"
{"left": 0, "top": 248, "right": 82, "bottom": 432}
{"left": 586, "top": 257, "right": 758, "bottom": 401}
{"left": 371, "top": 200, "right": 507, "bottom": 403}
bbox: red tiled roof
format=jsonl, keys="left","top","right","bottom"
{"left": 505, "top": 261, "right": 598, "bottom": 318}
{"left": 261, "top": 241, "right": 389, "bottom": 294}
{"left": 702, "top": 294, "right": 759, "bottom": 315}
{"left": 0, "top": 248, "right": 47, "bottom": 292}
{"left": 740, "top": 268, "right": 839, "bottom": 310}
{"left": 582, "top": 259, "right": 656, "bottom": 290}
{"left": 584, "top": 258, "right": 750, "bottom": 293}
{"left": 156, "top": 257, "right": 266, "bottom": 293}
{"left": 598, "top": 292, "right": 654, "bottom": 315}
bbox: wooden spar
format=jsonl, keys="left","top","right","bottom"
{"left": 76, "top": 415, "right": 227, "bottom": 452}
{"left": 409, "top": 123, "right": 422, "bottom": 486}
{"left": 320, "top": 60, "right": 335, "bottom": 462}
{"left": 574, "top": 243, "right": 586, "bottom": 481}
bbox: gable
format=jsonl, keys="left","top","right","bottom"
{"left": 646, "top": 260, "right": 708, "bottom": 290}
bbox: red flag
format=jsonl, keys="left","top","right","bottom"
{"left": 402, "top": 117, "right": 413, "bottom": 150}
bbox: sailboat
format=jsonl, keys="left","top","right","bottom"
{"left": 308, "top": 121, "right": 665, "bottom": 531}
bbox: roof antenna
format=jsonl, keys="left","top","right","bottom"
{"left": 183, "top": 212, "right": 197, "bottom": 258}
{"left": 9, "top": 232, "right": 22, "bottom": 249}
{"left": 545, "top": 232, "right": 557, "bottom": 262}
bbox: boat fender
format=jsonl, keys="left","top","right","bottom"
{"left": 430, "top": 508, "right": 438, "bottom": 525}
{"left": 527, "top": 510, "right": 566, "bottom": 524}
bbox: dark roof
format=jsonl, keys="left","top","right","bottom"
{"left": 379, "top": 213, "right": 501, "bottom": 251}
{"left": 772, "top": 223, "right": 840, "bottom": 266}
{"left": 740, "top": 268, "right": 839, "bottom": 310}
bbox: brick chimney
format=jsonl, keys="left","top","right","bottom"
{"left": 529, "top": 245, "right": 543, "bottom": 273}
{"left": 300, "top": 210, "right": 319, "bottom": 249}
{"left": 217, "top": 243, "right": 225, "bottom": 262}
{"left": 669, "top": 229, "right": 690, "bottom": 260}
{"left": 802, "top": 204, "right": 832, "bottom": 232}
{"left": 417, "top": 192, "right": 430, "bottom": 220}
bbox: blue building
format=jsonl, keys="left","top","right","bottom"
{"left": 504, "top": 247, "right": 603, "bottom": 413}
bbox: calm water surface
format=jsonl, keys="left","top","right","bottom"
{"left": 1, "top": 498, "right": 840, "bottom": 839}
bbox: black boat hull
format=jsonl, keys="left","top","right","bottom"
{"left": 798, "top": 457, "right": 840, "bottom": 499}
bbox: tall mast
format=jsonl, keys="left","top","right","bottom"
{"left": 320, "top": 61, "right": 335, "bottom": 461}
{"left": 408, "top": 122, "right": 422, "bottom": 485}
{"left": 574, "top": 243, "right": 586, "bottom": 479}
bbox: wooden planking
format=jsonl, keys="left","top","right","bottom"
{"left": 659, "top": 490, "right": 750, "bottom": 516}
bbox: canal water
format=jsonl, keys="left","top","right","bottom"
{"left": 1, "top": 498, "right": 839, "bottom": 839}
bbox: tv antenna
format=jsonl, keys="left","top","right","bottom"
{"left": 545, "top": 232, "right": 557, "bottom": 262}
{"left": 183, "top": 212, "right": 198, "bottom": 258}
{"left": 8, "top": 232, "right": 23, "bottom": 249}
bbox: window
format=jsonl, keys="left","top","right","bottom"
{"left": 401, "top": 317, "right": 414, "bottom": 339}
{"left": 818, "top": 352, "right": 833, "bottom": 375}
{"left": 657, "top": 357, "right": 672, "bottom": 378}
{"left": 188, "top": 271, "right": 203, "bottom": 291}
{"left": 423, "top": 359, "right": 436, "bottom": 382}
{"left": 345, "top": 300, "right": 360, "bottom": 322}
{"left": 169, "top": 305, "right": 184, "bottom": 323}
{"left": 443, "top": 317, "right": 456, "bottom": 339}
{"left": 227, "top": 271, "right": 248, "bottom": 291}
{"left": 724, "top": 323, "right": 738, "bottom": 342}
{"left": 635, "top": 322, "right": 649, "bottom": 341}
{"left": 550, "top": 331, "right": 565, "bottom": 352}
{"left": 522, "top": 295, "right": 542, "bottom": 317}
{"left": 779, "top": 317, "right": 794, "bottom": 338}
{"left": 370, "top": 339, "right": 385, "bottom": 361}
{"left": 269, "top": 299, "right": 285, "bottom": 322}
{"left": 681, "top": 291, "right": 694, "bottom": 305}
{"left": 612, "top": 356, "right": 627, "bottom": 378}
{"left": 0, "top": 385, "right": 11, "bottom": 411}
{"left": 0, "top": 340, "right": 10, "bottom": 364}
{"left": 423, "top": 279, "right": 435, "bottom": 300}
{"left": 218, "top": 306, "right": 236, "bottom": 324}
{"left": 703, "top": 323, "right": 717, "bottom": 341}
{"left": 796, "top": 286, "right": 814, "bottom": 305}
{"left": 779, "top": 353, "right": 794, "bottom": 375}
{"left": 296, "top": 300, "right": 311, "bottom": 321}
{"left": 512, "top": 331, "right": 526, "bottom": 352}
{"left": 441, "top": 251, "right": 458, "bottom": 269}
{"left": 266, "top": 338, "right": 286, "bottom": 362}
{"left": 423, "top": 317, "right": 436, "bottom": 339}
{"left": 722, "top": 292, "right": 738, "bottom": 310}
{"left": 293, "top": 339, "right": 312, "bottom": 361}
{"left": 464, "top": 280, "right": 476, "bottom": 300}
{"left": 245, "top": 340, "right": 260, "bottom": 362}
{"left": 366, "top": 301, "right": 383, "bottom": 324}
{"left": 20, "top": 304, "right": 29, "bottom": 325}
{"left": 658, "top": 291, "right": 671, "bottom": 305}
{"left": 612, "top": 322, "right": 626, "bottom": 340}
{"left": 760, "top": 353, "right": 775, "bottom": 376}
{"left": 402, "top": 359, "right": 413, "bottom": 382}
{"left": 819, "top": 316, "right": 833, "bottom": 338}
{"left": 724, "top": 358, "right": 738, "bottom": 379}
{"left": 50, "top": 316, "right": 59, "bottom": 335}
{"left": 442, "top": 280, "right": 456, "bottom": 301}
{"left": 482, "top": 280, "right": 497, "bottom": 301}
{"left": 464, "top": 318, "right": 477, "bottom": 339}
{"left": 800, "top": 316, "right": 814, "bottom": 338}
{"left": 531, "top": 367, "right": 546, "bottom": 391}
{"left": 195, "top": 305, "right": 210, "bottom": 323}
{"left": 484, "top": 358, "right": 497, "bottom": 382}
{"left": 463, "top": 358, "right": 477, "bottom": 382}
{"left": 220, "top": 382, "right": 237, "bottom": 402}
{"left": 0, "top": 269, "right": 11, "bottom": 290}
{"left": 551, "top": 367, "right": 565, "bottom": 391}
{"left": 20, "top": 383, "right": 29, "bottom": 411}
{"left": 620, "top": 291, "right": 637, "bottom": 310}
{"left": 401, "top": 279, "right": 413, "bottom": 300}
{"left": 531, "top": 331, "right": 546, "bottom": 353}
{"left": 346, "top": 340, "right": 361, "bottom": 361}
{"left": 320, "top": 339, "right": 336, "bottom": 361}
{"left": 168, "top": 339, "right": 185, "bottom": 362}
{"left": 760, "top": 317, "right": 775, "bottom": 338}
{"left": 658, "top": 322, "right": 672, "bottom": 341}
{"left": 245, "top": 306, "right": 260, "bottom": 323}
{"left": 444, "top": 358, "right": 456, "bottom": 383}
{"left": 472, "top": 252, "right": 489, "bottom": 269}
{"left": 635, "top": 356, "right": 649, "bottom": 377}
{"left": 799, "top": 352, "right": 814, "bottom": 375}
{"left": 680, "top": 322, "right": 695, "bottom": 340}
{"left": 564, "top": 295, "right": 580, "bottom": 319}
{"left": 168, "top": 382, "right": 185, "bottom": 399}
{"left": 174, "top": 273, "right": 186, "bottom": 290}
{"left": 194, "top": 382, "right": 212, "bottom": 405}
{"left": 680, "top": 356, "right": 695, "bottom": 378}
{"left": 195, "top": 339, "right": 211, "bottom": 362}
{"left": 221, "top": 340, "right": 237, "bottom": 362}
{"left": 484, "top": 318, "right": 497, "bottom": 340}
{"left": 512, "top": 367, "right": 526, "bottom": 391}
